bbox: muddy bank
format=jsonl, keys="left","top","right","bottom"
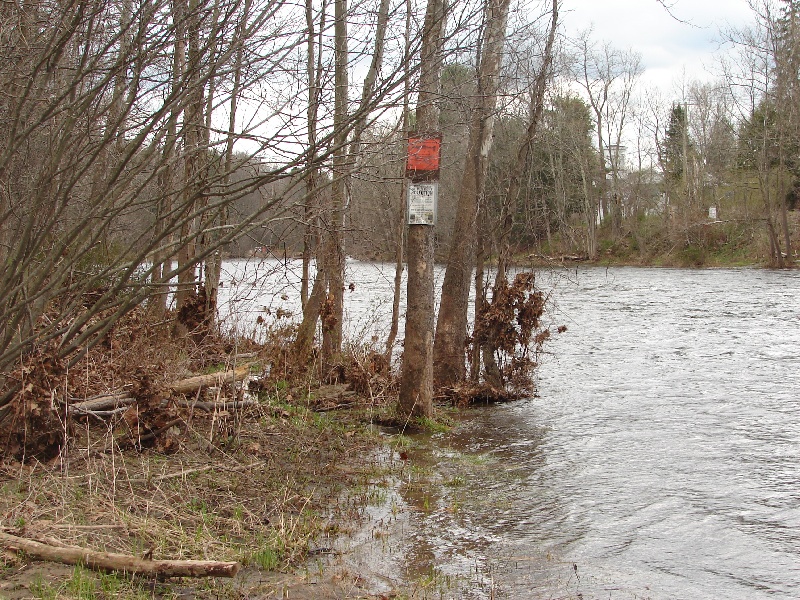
{"left": 0, "top": 383, "right": 413, "bottom": 599}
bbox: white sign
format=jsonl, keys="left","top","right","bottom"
{"left": 708, "top": 205, "right": 718, "bottom": 220}
{"left": 407, "top": 181, "right": 438, "bottom": 225}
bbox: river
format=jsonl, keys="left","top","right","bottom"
{"left": 219, "top": 261, "right": 800, "bottom": 599}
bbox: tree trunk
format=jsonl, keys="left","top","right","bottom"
{"left": 153, "top": 0, "right": 186, "bottom": 316}
{"left": 434, "top": 0, "right": 512, "bottom": 389}
{"left": 325, "top": 0, "right": 348, "bottom": 363}
{"left": 384, "top": 0, "right": 412, "bottom": 365}
{"left": 469, "top": 203, "right": 487, "bottom": 381}
{"left": 494, "top": 0, "right": 558, "bottom": 282}
{"left": 301, "top": 0, "right": 326, "bottom": 309}
{"left": 176, "top": 0, "right": 207, "bottom": 313}
{"left": 201, "top": 0, "right": 226, "bottom": 323}
{"left": 293, "top": 272, "right": 327, "bottom": 363}
{"left": 398, "top": 0, "right": 447, "bottom": 418}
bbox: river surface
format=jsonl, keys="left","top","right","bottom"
{"left": 219, "top": 261, "right": 800, "bottom": 599}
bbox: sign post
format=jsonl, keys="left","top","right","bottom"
{"left": 399, "top": 132, "right": 441, "bottom": 418}
{"left": 407, "top": 181, "right": 438, "bottom": 225}
{"left": 405, "top": 133, "right": 441, "bottom": 224}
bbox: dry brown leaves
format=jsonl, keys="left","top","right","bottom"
{"left": 471, "top": 271, "right": 548, "bottom": 394}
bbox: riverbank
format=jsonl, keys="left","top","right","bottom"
{"left": 0, "top": 305, "right": 423, "bottom": 599}
{"left": 516, "top": 211, "right": 800, "bottom": 269}
{"left": 0, "top": 381, "right": 414, "bottom": 599}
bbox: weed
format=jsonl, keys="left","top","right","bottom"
{"left": 188, "top": 497, "right": 209, "bottom": 514}
{"left": 364, "top": 487, "right": 388, "bottom": 506}
{"left": 444, "top": 475, "right": 465, "bottom": 488}
{"left": 409, "top": 464, "right": 434, "bottom": 477}
{"left": 413, "top": 567, "right": 453, "bottom": 595}
{"left": 98, "top": 571, "right": 123, "bottom": 597}
{"left": 30, "top": 575, "right": 58, "bottom": 600}
{"left": 392, "top": 434, "right": 413, "bottom": 449}
{"left": 66, "top": 564, "right": 95, "bottom": 600}
{"left": 250, "top": 537, "right": 283, "bottom": 571}
{"left": 233, "top": 505, "right": 245, "bottom": 521}
{"left": 414, "top": 416, "right": 450, "bottom": 434}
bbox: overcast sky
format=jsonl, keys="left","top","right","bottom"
{"left": 560, "top": 0, "right": 757, "bottom": 93}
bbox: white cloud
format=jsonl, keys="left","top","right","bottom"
{"left": 560, "top": 0, "right": 755, "bottom": 90}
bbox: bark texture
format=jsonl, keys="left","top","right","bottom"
{"left": 434, "top": 0, "right": 512, "bottom": 388}
{"left": 398, "top": 0, "right": 447, "bottom": 418}
{"left": 0, "top": 531, "right": 240, "bottom": 578}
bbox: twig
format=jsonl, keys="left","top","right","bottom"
{"left": 312, "top": 403, "right": 356, "bottom": 413}
{"left": 0, "top": 531, "right": 240, "bottom": 578}
{"left": 128, "top": 461, "right": 266, "bottom": 484}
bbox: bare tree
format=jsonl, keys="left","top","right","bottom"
{"left": 398, "top": 0, "right": 449, "bottom": 418}
{"left": 723, "top": 0, "right": 795, "bottom": 266}
{"left": 572, "top": 34, "right": 642, "bottom": 238}
{"left": 481, "top": 0, "right": 558, "bottom": 387}
{"left": 0, "top": 0, "right": 420, "bottom": 425}
{"left": 433, "top": 0, "right": 513, "bottom": 389}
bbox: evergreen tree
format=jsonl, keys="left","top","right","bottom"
{"left": 662, "top": 104, "right": 688, "bottom": 185}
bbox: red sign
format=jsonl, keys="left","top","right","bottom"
{"left": 406, "top": 135, "right": 441, "bottom": 179}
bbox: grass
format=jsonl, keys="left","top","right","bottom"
{"left": 0, "top": 382, "right": 395, "bottom": 599}
{"left": 65, "top": 565, "right": 95, "bottom": 600}
{"left": 30, "top": 575, "right": 58, "bottom": 600}
{"left": 249, "top": 533, "right": 285, "bottom": 570}
{"left": 28, "top": 567, "right": 157, "bottom": 600}
{"left": 413, "top": 414, "right": 453, "bottom": 434}
{"left": 444, "top": 475, "right": 466, "bottom": 488}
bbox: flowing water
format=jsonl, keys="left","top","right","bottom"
{"left": 219, "top": 261, "right": 800, "bottom": 599}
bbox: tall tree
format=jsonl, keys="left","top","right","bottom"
{"left": 573, "top": 35, "right": 642, "bottom": 238}
{"left": 175, "top": 0, "right": 208, "bottom": 315}
{"left": 481, "top": 0, "right": 558, "bottom": 387}
{"left": 398, "top": 0, "right": 448, "bottom": 418}
{"left": 434, "top": 0, "right": 513, "bottom": 389}
{"left": 320, "top": 0, "right": 349, "bottom": 364}
{"left": 661, "top": 103, "right": 689, "bottom": 215}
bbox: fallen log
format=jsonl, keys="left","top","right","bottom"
{"left": 0, "top": 531, "right": 240, "bottom": 578}
{"left": 175, "top": 399, "right": 259, "bottom": 412}
{"left": 69, "top": 393, "right": 135, "bottom": 413}
{"left": 68, "top": 365, "right": 254, "bottom": 419}
{"left": 170, "top": 365, "right": 252, "bottom": 395}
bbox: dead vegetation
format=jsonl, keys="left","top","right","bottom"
{"left": 0, "top": 391, "right": 392, "bottom": 598}
{"left": 454, "top": 271, "right": 552, "bottom": 405}
{"left": 0, "top": 305, "right": 403, "bottom": 599}
{"left": 0, "top": 271, "right": 555, "bottom": 597}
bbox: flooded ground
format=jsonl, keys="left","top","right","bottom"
{"left": 220, "top": 262, "right": 800, "bottom": 599}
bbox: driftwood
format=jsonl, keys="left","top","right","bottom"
{"left": 0, "top": 531, "right": 240, "bottom": 578}
{"left": 309, "top": 385, "right": 358, "bottom": 411}
{"left": 69, "top": 392, "right": 135, "bottom": 413}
